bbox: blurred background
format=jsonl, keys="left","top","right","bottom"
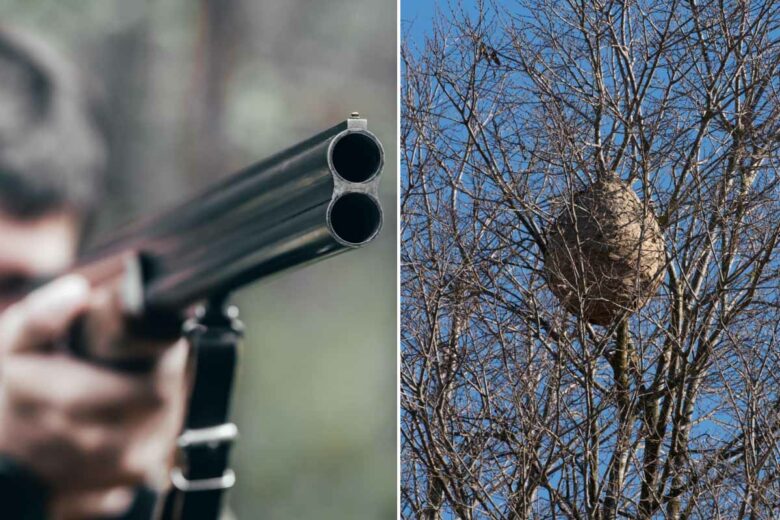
{"left": 0, "top": 0, "right": 396, "bottom": 517}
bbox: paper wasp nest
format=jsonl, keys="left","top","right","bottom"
{"left": 544, "top": 176, "right": 666, "bottom": 325}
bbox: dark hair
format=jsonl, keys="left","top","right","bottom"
{"left": 0, "top": 26, "right": 106, "bottom": 219}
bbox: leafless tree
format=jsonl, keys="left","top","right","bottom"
{"left": 401, "top": 1, "right": 780, "bottom": 518}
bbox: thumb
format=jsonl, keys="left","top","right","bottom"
{"left": 0, "top": 274, "right": 90, "bottom": 355}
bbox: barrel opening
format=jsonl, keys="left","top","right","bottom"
{"left": 329, "top": 193, "right": 381, "bottom": 245}
{"left": 331, "top": 132, "right": 382, "bottom": 183}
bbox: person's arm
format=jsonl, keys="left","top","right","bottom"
{"left": 0, "top": 275, "right": 188, "bottom": 519}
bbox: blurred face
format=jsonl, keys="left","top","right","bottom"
{"left": 0, "top": 211, "right": 79, "bottom": 310}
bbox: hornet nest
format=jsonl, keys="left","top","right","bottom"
{"left": 544, "top": 176, "right": 666, "bottom": 325}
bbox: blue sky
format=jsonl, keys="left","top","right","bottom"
{"left": 401, "top": 0, "right": 434, "bottom": 44}
{"left": 402, "top": 0, "right": 481, "bottom": 48}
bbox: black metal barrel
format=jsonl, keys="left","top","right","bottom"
{"left": 83, "top": 116, "right": 384, "bottom": 315}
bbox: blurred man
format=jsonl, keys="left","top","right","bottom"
{"left": 0, "top": 27, "right": 188, "bottom": 519}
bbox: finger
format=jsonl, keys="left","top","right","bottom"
{"left": 0, "top": 275, "right": 90, "bottom": 355}
{"left": 51, "top": 486, "right": 135, "bottom": 520}
{"left": 81, "top": 284, "right": 180, "bottom": 362}
{"left": 3, "top": 337, "right": 189, "bottom": 424}
{"left": 0, "top": 398, "right": 151, "bottom": 491}
{"left": 156, "top": 338, "right": 190, "bottom": 390}
{"left": 3, "top": 354, "right": 165, "bottom": 421}
{"left": 77, "top": 286, "right": 125, "bottom": 361}
{"left": 124, "top": 339, "right": 190, "bottom": 488}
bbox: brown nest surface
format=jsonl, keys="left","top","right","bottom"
{"left": 544, "top": 176, "right": 666, "bottom": 325}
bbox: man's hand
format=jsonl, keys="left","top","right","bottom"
{"left": 0, "top": 274, "right": 188, "bottom": 519}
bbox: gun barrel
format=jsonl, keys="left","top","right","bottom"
{"left": 82, "top": 117, "right": 384, "bottom": 316}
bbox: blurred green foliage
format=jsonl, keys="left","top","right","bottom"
{"left": 0, "top": 0, "right": 397, "bottom": 517}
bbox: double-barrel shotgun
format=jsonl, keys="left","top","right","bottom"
{"left": 68, "top": 115, "right": 384, "bottom": 362}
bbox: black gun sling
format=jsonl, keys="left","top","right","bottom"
{"left": 160, "top": 300, "right": 241, "bottom": 520}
